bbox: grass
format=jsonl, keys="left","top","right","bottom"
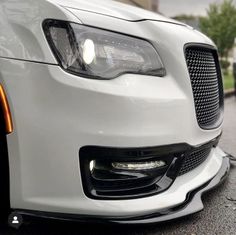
{"left": 223, "top": 72, "right": 234, "bottom": 91}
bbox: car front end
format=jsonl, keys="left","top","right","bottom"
{"left": 0, "top": 0, "right": 230, "bottom": 225}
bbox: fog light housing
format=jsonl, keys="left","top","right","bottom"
{"left": 79, "top": 145, "right": 186, "bottom": 199}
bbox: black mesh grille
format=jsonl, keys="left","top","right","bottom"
{"left": 185, "top": 46, "right": 223, "bottom": 129}
{"left": 179, "top": 147, "right": 212, "bottom": 176}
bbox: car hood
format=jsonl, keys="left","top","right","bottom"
{"left": 49, "top": 0, "right": 185, "bottom": 25}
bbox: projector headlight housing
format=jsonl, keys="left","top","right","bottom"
{"left": 43, "top": 20, "right": 166, "bottom": 80}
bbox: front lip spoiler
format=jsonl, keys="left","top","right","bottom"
{"left": 13, "top": 156, "right": 230, "bottom": 225}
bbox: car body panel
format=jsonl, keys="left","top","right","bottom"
{"left": 49, "top": 0, "right": 185, "bottom": 24}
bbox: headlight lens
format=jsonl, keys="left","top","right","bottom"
{"left": 43, "top": 20, "right": 165, "bottom": 79}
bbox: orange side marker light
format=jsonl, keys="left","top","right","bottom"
{"left": 0, "top": 85, "right": 13, "bottom": 134}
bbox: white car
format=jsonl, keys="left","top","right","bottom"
{"left": 0, "top": 0, "right": 230, "bottom": 227}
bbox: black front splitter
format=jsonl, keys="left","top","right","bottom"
{"left": 11, "top": 156, "right": 230, "bottom": 226}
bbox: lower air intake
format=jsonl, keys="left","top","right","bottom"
{"left": 179, "top": 147, "right": 212, "bottom": 176}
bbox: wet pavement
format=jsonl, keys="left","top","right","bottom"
{"left": 0, "top": 97, "right": 235, "bottom": 235}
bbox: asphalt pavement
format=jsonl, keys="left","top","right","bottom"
{"left": 0, "top": 97, "right": 235, "bottom": 235}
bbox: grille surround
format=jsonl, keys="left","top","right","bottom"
{"left": 185, "top": 44, "right": 224, "bottom": 129}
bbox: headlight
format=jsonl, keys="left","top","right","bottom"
{"left": 43, "top": 20, "right": 166, "bottom": 79}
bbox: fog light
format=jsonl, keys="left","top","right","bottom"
{"left": 89, "top": 160, "right": 95, "bottom": 172}
{"left": 112, "top": 161, "right": 166, "bottom": 171}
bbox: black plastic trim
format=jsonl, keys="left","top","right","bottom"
{"left": 12, "top": 156, "right": 230, "bottom": 225}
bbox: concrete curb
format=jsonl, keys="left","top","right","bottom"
{"left": 224, "top": 89, "right": 235, "bottom": 98}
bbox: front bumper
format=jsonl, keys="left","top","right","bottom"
{"left": 0, "top": 56, "right": 225, "bottom": 218}
{"left": 14, "top": 156, "right": 230, "bottom": 225}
